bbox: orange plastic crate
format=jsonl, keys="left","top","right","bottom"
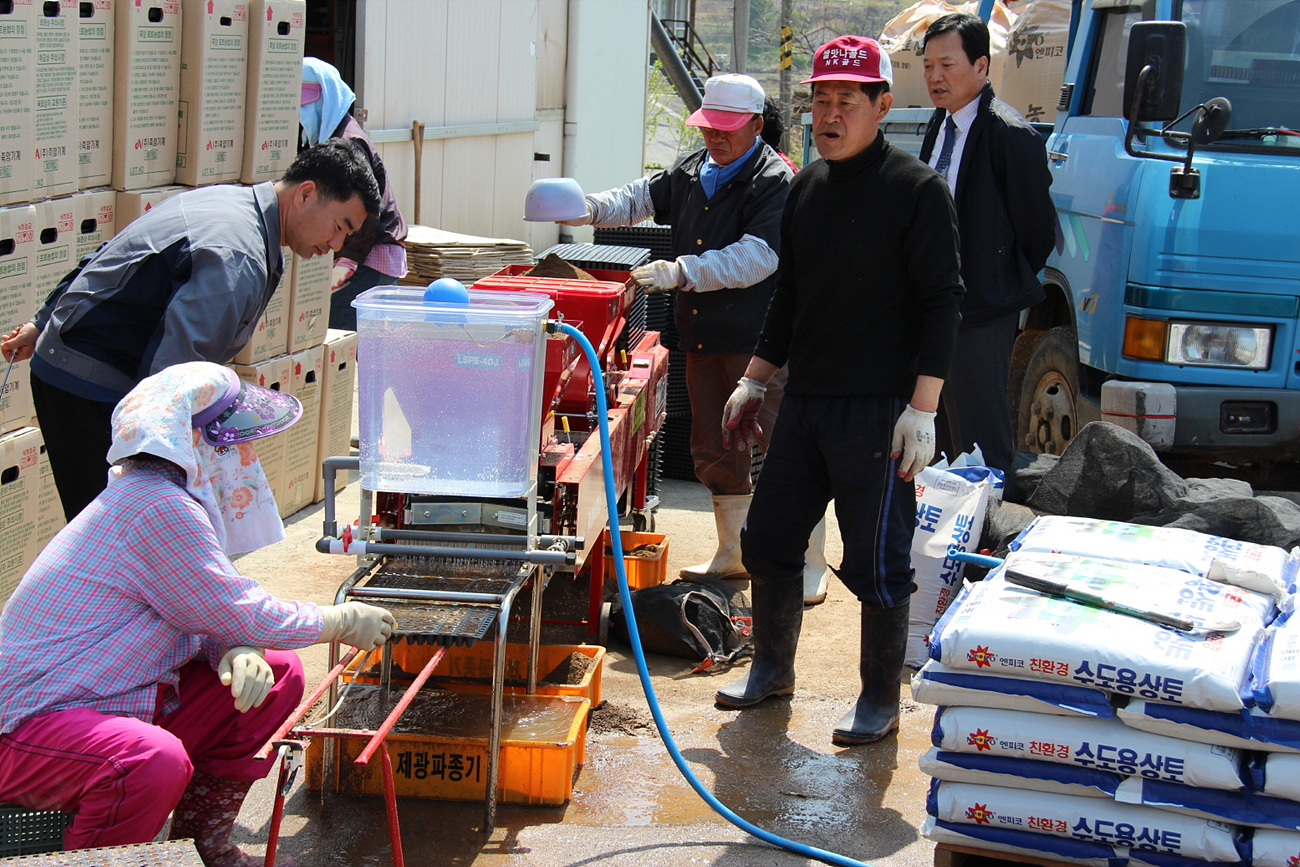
{"left": 304, "top": 690, "right": 589, "bottom": 805}
{"left": 604, "top": 531, "right": 669, "bottom": 590}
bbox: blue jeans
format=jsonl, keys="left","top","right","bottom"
{"left": 740, "top": 394, "right": 916, "bottom": 607}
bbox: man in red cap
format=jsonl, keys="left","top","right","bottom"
{"left": 559, "top": 74, "right": 840, "bottom": 603}
{"left": 716, "top": 36, "right": 964, "bottom": 745}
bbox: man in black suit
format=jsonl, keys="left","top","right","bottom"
{"left": 920, "top": 12, "right": 1055, "bottom": 473}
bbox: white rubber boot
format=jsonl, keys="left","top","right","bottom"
{"left": 803, "top": 516, "right": 831, "bottom": 605}
{"left": 680, "top": 494, "right": 751, "bottom": 580}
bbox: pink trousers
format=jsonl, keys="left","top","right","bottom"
{"left": 0, "top": 650, "right": 304, "bottom": 850}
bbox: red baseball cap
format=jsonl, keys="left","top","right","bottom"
{"left": 802, "top": 35, "right": 894, "bottom": 86}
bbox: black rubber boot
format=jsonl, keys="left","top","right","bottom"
{"left": 832, "top": 599, "right": 909, "bottom": 745}
{"left": 714, "top": 574, "right": 803, "bottom": 709}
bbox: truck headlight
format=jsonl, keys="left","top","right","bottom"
{"left": 1166, "top": 322, "right": 1271, "bottom": 370}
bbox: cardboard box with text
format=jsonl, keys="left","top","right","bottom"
{"left": 77, "top": 0, "right": 114, "bottom": 188}
{"left": 31, "top": 429, "right": 64, "bottom": 560}
{"left": 31, "top": 198, "right": 75, "bottom": 339}
{"left": 115, "top": 183, "right": 189, "bottom": 229}
{"left": 175, "top": 0, "right": 248, "bottom": 186}
{"left": 34, "top": 0, "right": 78, "bottom": 197}
{"left": 0, "top": 204, "right": 35, "bottom": 336}
{"left": 0, "top": 427, "right": 40, "bottom": 608}
{"left": 232, "top": 245, "right": 290, "bottom": 365}
{"left": 240, "top": 0, "right": 304, "bottom": 183}
{"left": 231, "top": 354, "right": 291, "bottom": 513}
{"left": 0, "top": 1, "right": 36, "bottom": 205}
{"left": 113, "top": 0, "right": 181, "bottom": 190}
{"left": 287, "top": 251, "right": 329, "bottom": 353}
{"left": 313, "top": 328, "right": 355, "bottom": 503}
{"left": 71, "top": 187, "right": 117, "bottom": 262}
{"left": 281, "top": 343, "right": 322, "bottom": 517}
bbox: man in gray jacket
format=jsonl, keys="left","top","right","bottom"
{"left": 1, "top": 139, "right": 380, "bottom": 521}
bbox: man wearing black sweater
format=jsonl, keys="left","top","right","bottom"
{"left": 716, "top": 35, "right": 964, "bottom": 746}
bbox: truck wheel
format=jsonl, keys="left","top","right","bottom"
{"left": 1016, "top": 325, "right": 1079, "bottom": 456}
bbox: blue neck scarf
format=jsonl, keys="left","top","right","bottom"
{"left": 300, "top": 57, "right": 355, "bottom": 146}
{"left": 699, "top": 137, "right": 760, "bottom": 199}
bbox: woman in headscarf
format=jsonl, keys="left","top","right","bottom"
{"left": 0, "top": 362, "right": 395, "bottom": 867}
{"left": 301, "top": 56, "right": 409, "bottom": 331}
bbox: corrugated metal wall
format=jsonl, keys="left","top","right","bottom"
{"left": 354, "top": 0, "right": 647, "bottom": 251}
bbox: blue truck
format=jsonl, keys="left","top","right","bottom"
{"left": 870, "top": 0, "right": 1300, "bottom": 472}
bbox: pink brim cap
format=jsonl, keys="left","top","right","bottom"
{"left": 685, "top": 108, "right": 755, "bottom": 132}
{"left": 800, "top": 71, "right": 889, "bottom": 84}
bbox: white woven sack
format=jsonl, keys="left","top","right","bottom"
{"left": 929, "top": 554, "right": 1268, "bottom": 713}
{"left": 921, "top": 815, "right": 1117, "bottom": 867}
{"left": 907, "top": 463, "right": 998, "bottom": 669}
{"left": 911, "top": 659, "right": 1113, "bottom": 717}
{"left": 1118, "top": 699, "right": 1300, "bottom": 755}
{"left": 1253, "top": 828, "right": 1300, "bottom": 867}
{"left": 1011, "top": 514, "right": 1291, "bottom": 600}
{"left": 933, "top": 705, "right": 1243, "bottom": 790}
{"left": 920, "top": 747, "right": 1117, "bottom": 798}
{"left": 928, "top": 780, "right": 1241, "bottom": 862}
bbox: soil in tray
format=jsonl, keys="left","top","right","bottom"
{"left": 524, "top": 253, "right": 597, "bottom": 281}
{"left": 623, "top": 544, "right": 661, "bottom": 559}
{"left": 356, "top": 650, "right": 595, "bottom": 687}
{"left": 541, "top": 651, "right": 595, "bottom": 685}
{"left": 335, "top": 685, "right": 580, "bottom": 741}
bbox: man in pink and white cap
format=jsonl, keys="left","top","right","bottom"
{"left": 559, "top": 74, "right": 822, "bottom": 597}
{"left": 717, "top": 36, "right": 965, "bottom": 747}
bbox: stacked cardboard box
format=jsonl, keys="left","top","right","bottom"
{"left": 240, "top": 0, "right": 305, "bottom": 184}
{"left": 34, "top": 0, "right": 78, "bottom": 197}
{"left": 175, "top": 0, "right": 249, "bottom": 186}
{"left": 314, "top": 329, "right": 356, "bottom": 503}
{"left": 112, "top": 0, "right": 181, "bottom": 191}
{"left": 77, "top": 1, "right": 115, "bottom": 189}
{"left": 231, "top": 353, "right": 292, "bottom": 513}
{"left": 281, "top": 344, "right": 323, "bottom": 516}
{"left": 0, "top": 1, "right": 37, "bottom": 206}
{"left": 0, "top": 427, "right": 42, "bottom": 606}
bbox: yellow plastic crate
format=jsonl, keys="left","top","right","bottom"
{"left": 604, "top": 530, "right": 668, "bottom": 590}
{"left": 367, "top": 642, "right": 604, "bottom": 707}
{"left": 304, "top": 690, "right": 589, "bottom": 805}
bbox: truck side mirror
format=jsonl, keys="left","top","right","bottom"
{"left": 1124, "top": 21, "right": 1186, "bottom": 122}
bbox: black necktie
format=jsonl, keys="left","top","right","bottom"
{"left": 935, "top": 116, "right": 958, "bottom": 179}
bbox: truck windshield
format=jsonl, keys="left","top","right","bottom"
{"left": 1181, "top": 0, "right": 1300, "bottom": 146}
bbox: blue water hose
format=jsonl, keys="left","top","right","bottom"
{"left": 552, "top": 320, "right": 876, "bottom": 867}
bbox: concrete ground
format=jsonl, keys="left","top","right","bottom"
{"left": 229, "top": 476, "right": 939, "bottom": 867}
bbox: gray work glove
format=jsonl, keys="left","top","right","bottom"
{"left": 318, "top": 601, "right": 397, "bottom": 649}
{"left": 630, "top": 260, "right": 684, "bottom": 293}
{"left": 218, "top": 646, "right": 274, "bottom": 713}
{"left": 721, "top": 377, "right": 767, "bottom": 450}
{"left": 890, "top": 404, "right": 937, "bottom": 481}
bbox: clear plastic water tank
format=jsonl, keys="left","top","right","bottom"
{"left": 353, "top": 286, "right": 554, "bottom": 497}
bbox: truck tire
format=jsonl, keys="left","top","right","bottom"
{"left": 1016, "top": 325, "right": 1080, "bottom": 456}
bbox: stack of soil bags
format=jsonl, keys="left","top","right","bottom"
{"left": 915, "top": 513, "right": 1300, "bottom": 866}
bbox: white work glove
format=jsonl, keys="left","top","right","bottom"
{"left": 630, "top": 260, "right": 684, "bottom": 293}
{"left": 720, "top": 377, "right": 767, "bottom": 451}
{"left": 556, "top": 201, "right": 593, "bottom": 227}
{"left": 890, "top": 404, "right": 937, "bottom": 481}
{"left": 330, "top": 261, "right": 357, "bottom": 291}
{"left": 218, "top": 646, "right": 274, "bottom": 714}
{"left": 318, "top": 601, "right": 397, "bottom": 650}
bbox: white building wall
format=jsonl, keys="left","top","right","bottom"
{"left": 352, "top": 0, "right": 646, "bottom": 253}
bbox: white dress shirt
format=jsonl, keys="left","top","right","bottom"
{"left": 928, "top": 98, "right": 982, "bottom": 199}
